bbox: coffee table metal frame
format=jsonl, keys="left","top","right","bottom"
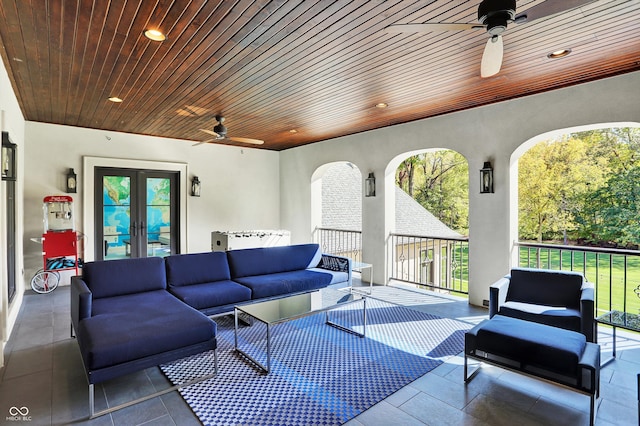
{"left": 233, "top": 289, "right": 366, "bottom": 374}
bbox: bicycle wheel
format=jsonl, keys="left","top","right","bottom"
{"left": 31, "top": 270, "right": 60, "bottom": 294}
{"left": 33, "top": 268, "right": 60, "bottom": 280}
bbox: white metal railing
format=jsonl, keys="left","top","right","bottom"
{"left": 389, "top": 233, "right": 469, "bottom": 295}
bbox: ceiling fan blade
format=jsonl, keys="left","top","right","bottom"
{"left": 480, "top": 35, "right": 503, "bottom": 78}
{"left": 192, "top": 138, "right": 215, "bottom": 147}
{"left": 228, "top": 136, "right": 264, "bottom": 145}
{"left": 514, "top": 0, "right": 597, "bottom": 24}
{"left": 199, "top": 128, "right": 221, "bottom": 137}
{"left": 385, "top": 23, "right": 484, "bottom": 33}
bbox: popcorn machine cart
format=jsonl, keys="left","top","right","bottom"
{"left": 30, "top": 196, "right": 80, "bottom": 293}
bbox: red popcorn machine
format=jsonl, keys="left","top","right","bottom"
{"left": 30, "top": 196, "right": 80, "bottom": 293}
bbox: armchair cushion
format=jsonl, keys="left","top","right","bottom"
{"left": 499, "top": 301, "right": 581, "bottom": 332}
{"left": 507, "top": 268, "right": 584, "bottom": 309}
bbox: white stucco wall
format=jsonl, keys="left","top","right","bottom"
{"left": 23, "top": 122, "right": 280, "bottom": 284}
{"left": 280, "top": 70, "right": 640, "bottom": 306}
{"left": 0, "top": 56, "right": 26, "bottom": 367}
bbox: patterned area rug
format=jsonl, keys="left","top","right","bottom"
{"left": 160, "top": 298, "right": 470, "bottom": 426}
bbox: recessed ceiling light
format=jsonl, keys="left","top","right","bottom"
{"left": 547, "top": 48, "right": 572, "bottom": 59}
{"left": 375, "top": 102, "right": 388, "bottom": 109}
{"left": 289, "top": 129, "right": 298, "bottom": 134}
{"left": 108, "top": 97, "right": 123, "bottom": 103}
{"left": 144, "top": 29, "right": 166, "bottom": 42}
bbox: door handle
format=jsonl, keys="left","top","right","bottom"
{"left": 141, "top": 221, "right": 146, "bottom": 236}
{"left": 131, "top": 221, "right": 137, "bottom": 237}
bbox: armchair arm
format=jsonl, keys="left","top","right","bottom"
{"left": 489, "top": 276, "right": 511, "bottom": 318}
{"left": 318, "top": 254, "right": 352, "bottom": 286}
{"left": 71, "top": 275, "right": 92, "bottom": 334}
{"left": 580, "top": 282, "right": 595, "bottom": 342}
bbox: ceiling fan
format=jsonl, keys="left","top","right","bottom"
{"left": 384, "top": 0, "right": 596, "bottom": 78}
{"left": 195, "top": 115, "right": 264, "bottom": 146}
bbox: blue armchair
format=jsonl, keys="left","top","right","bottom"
{"left": 489, "top": 268, "right": 595, "bottom": 342}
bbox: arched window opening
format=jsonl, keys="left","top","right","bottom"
{"left": 389, "top": 150, "right": 469, "bottom": 296}
{"left": 312, "top": 162, "right": 363, "bottom": 262}
{"left": 515, "top": 126, "right": 640, "bottom": 315}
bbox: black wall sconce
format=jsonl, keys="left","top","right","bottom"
{"left": 480, "top": 161, "right": 494, "bottom": 194}
{"left": 66, "top": 168, "right": 77, "bottom": 193}
{"left": 365, "top": 172, "right": 376, "bottom": 197}
{"left": 1, "top": 131, "right": 17, "bottom": 181}
{"left": 191, "top": 176, "right": 201, "bottom": 197}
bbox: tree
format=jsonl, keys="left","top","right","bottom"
{"left": 518, "top": 136, "right": 603, "bottom": 242}
{"left": 575, "top": 167, "right": 640, "bottom": 246}
{"left": 396, "top": 156, "right": 418, "bottom": 196}
{"left": 395, "top": 150, "right": 469, "bottom": 234}
{"left": 414, "top": 151, "right": 468, "bottom": 232}
{"left": 519, "top": 127, "right": 640, "bottom": 246}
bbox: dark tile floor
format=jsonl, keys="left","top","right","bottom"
{"left": 1, "top": 280, "right": 638, "bottom": 425}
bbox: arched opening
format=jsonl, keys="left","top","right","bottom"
{"left": 386, "top": 149, "right": 469, "bottom": 295}
{"left": 511, "top": 122, "right": 640, "bottom": 316}
{"left": 311, "top": 162, "right": 363, "bottom": 262}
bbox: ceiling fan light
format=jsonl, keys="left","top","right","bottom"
{"left": 144, "top": 29, "right": 166, "bottom": 42}
{"left": 547, "top": 48, "right": 572, "bottom": 59}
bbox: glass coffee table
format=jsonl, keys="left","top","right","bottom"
{"left": 234, "top": 288, "right": 366, "bottom": 374}
{"left": 595, "top": 310, "right": 640, "bottom": 365}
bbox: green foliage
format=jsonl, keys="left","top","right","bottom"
{"left": 575, "top": 165, "right": 640, "bottom": 246}
{"left": 518, "top": 136, "right": 604, "bottom": 242}
{"left": 395, "top": 151, "right": 469, "bottom": 233}
{"left": 519, "top": 127, "right": 640, "bottom": 246}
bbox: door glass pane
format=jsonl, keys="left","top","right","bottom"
{"left": 103, "top": 176, "right": 131, "bottom": 260}
{"left": 146, "top": 177, "right": 171, "bottom": 257}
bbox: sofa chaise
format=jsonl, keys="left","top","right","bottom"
{"left": 71, "top": 256, "right": 218, "bottom": 418}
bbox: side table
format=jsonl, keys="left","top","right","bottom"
{"left": 351, "top": 261, "right": 373, "bottom": 294}
{"left": 595, "top": 310, "right": 640, "bottom": 366}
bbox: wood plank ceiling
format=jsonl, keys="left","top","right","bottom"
{"left": 0, "top": 0, "right": 638, "bottom": 151}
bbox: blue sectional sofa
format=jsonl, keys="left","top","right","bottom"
{"left": 71, "top": 243, "right": 351, "bottom": 417}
